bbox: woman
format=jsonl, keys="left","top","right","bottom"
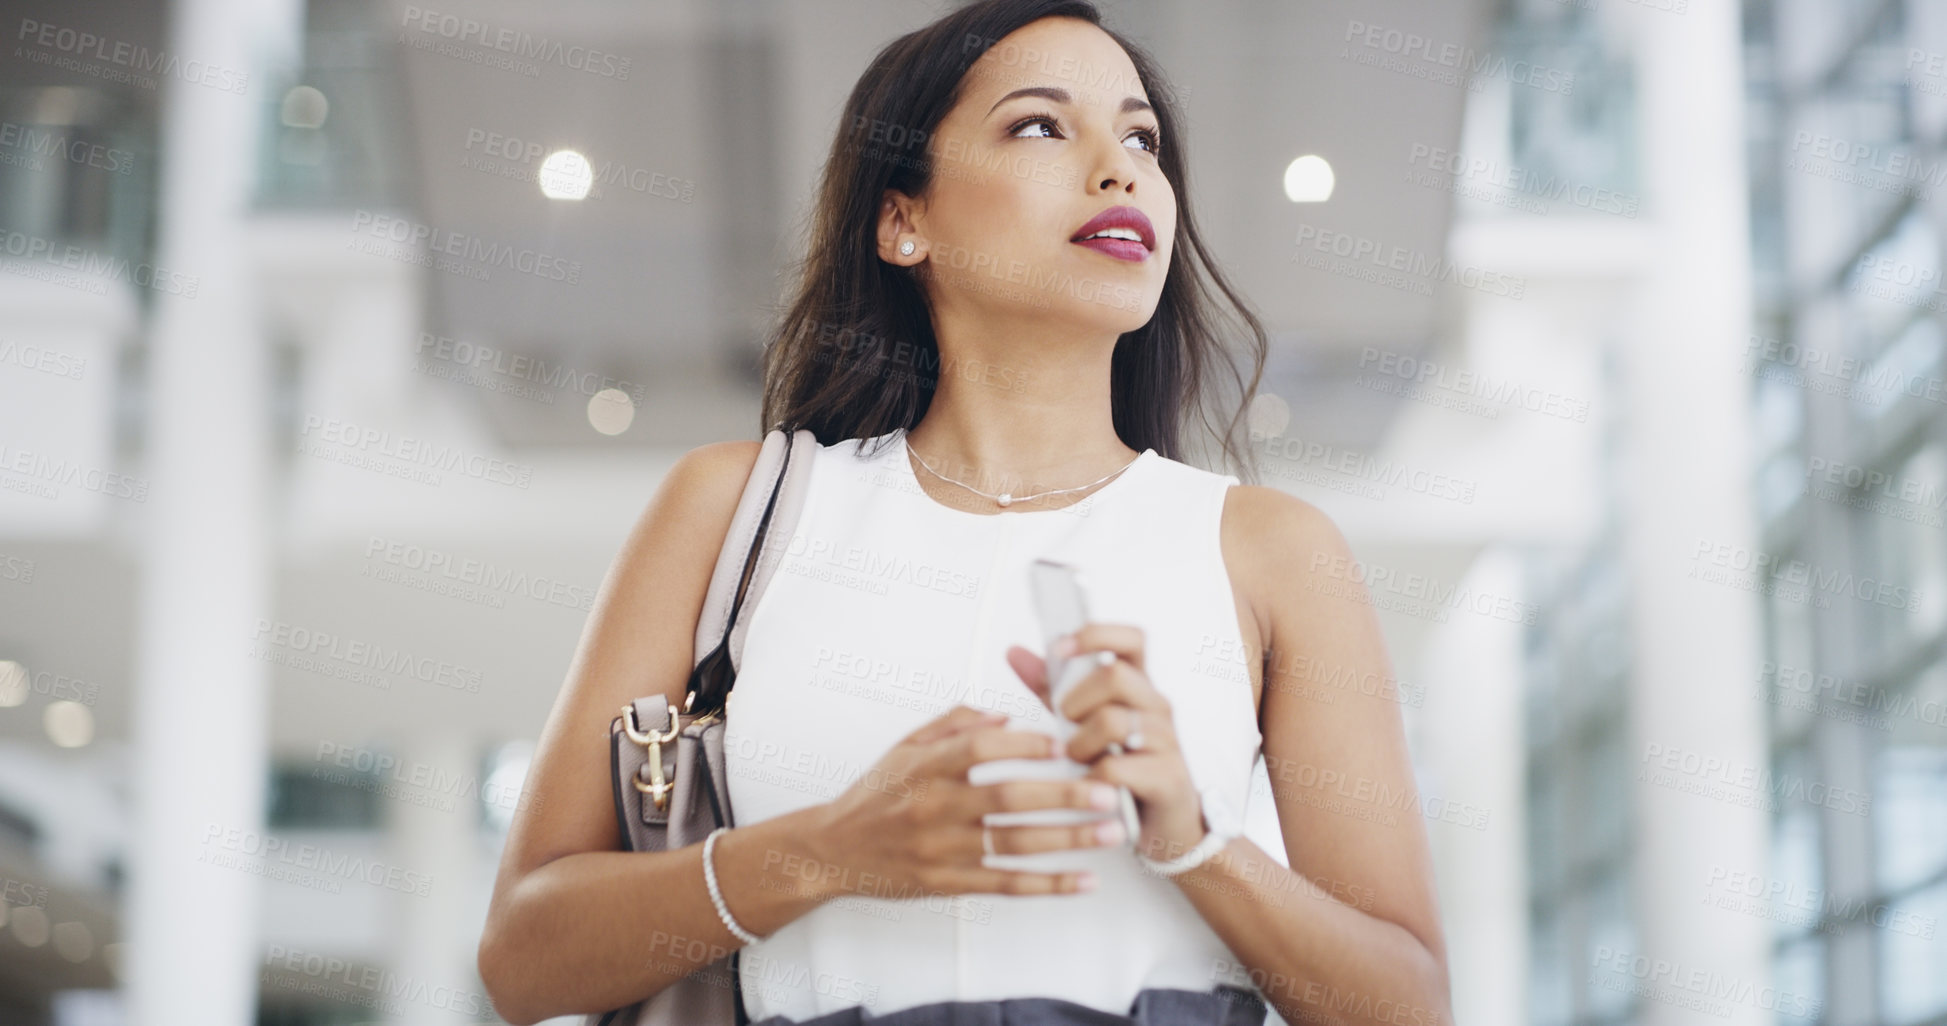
{"left": 479, "top": 2, "right": 1451, "bottom": 1025}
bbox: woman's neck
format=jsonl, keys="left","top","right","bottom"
{"left": 902, "top": 334, "right": 1140, "bottom": 491}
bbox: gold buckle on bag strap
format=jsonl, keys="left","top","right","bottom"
{"left": 623, "top": 702, "right": 683, "bottom": 811}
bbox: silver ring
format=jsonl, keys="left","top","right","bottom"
{"left": 1094, "top": 650, "right": 1116, "bottom": 667}
{"left": 1124, "top": 710, "right": 1145, "bottom": 753}
{"left": 982, "top": 824, "right": 995, "bottom": 858}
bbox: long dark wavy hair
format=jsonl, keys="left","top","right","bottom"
{"left": 759, "top": 0, "right": 1266, "bottom": 479}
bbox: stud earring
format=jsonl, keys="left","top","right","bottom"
{"left": 899, "top": 240, "right": 915, "bottom": 257}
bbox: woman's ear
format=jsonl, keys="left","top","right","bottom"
{"left": 875, "top": 189, "right": 927, "bottom": 266}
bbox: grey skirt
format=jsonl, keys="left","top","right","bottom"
{"left": 746, "top": 985, "right": 1269, "bottom": 1026}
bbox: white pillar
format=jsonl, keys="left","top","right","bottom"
{"left": 125, "top": 0, "right": 297, "bottom": 1023}
{"left": 385, "top": 730, "right": 479, "bottom": 1026}
{"left": 1420, "top": 547, "right": 1528, "bottom": 1026}
{"left": 1618, "top": 4, "right": 1772, "bottom": 1023}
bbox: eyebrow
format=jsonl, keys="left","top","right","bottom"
{"left": 985, "top": 85, "right": 1153, "bottom": 118}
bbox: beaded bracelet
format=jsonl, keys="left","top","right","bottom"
{"left": 1135, "top": 826, "right": 1234, "bottom": 877}
{"left": 703, "top": 827, "right": 762, "bottom": 944}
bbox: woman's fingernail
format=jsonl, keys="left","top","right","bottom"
{"left": 1051, "top": 635, "right": 1076, "bottom": 660}
{"left": 1095, "top": 820, "right": 1125, "bottom": 845}
{"left": 1091, "top": 784, "right": 1118, "bottom": 809}
{"left": 1076, "top": 871, "right": 1098, "bottom": 892}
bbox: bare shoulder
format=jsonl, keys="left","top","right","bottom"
{"left": 488, "top": 437, "right": 764, "bottom": 882}
{"left": 1220, "top": 483, "right": 1346, "bottom": 552}
{"left": 659, "top": 439, "right": 766, "bottom": 520}
{"left": 600, "top": 438, "right": 767, "bottom": 598}
{"left": 1220, "top": 485, "right": 1356, "bottom": 626}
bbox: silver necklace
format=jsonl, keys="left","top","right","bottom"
{"left": 904, "top": 436, "right": 1141, "bottom": 507}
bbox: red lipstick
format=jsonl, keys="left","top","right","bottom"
{"left": 1070, "top": 205, "right": 1155, "bottom": 263}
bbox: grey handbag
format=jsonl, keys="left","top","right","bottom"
{"left": 590, "top": 427, "right": 819, "bottom": 1026}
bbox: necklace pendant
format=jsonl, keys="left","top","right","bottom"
{"left": 996, "top": 493, "right": 1013, "bottom": 507}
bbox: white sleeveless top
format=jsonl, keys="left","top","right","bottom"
{"left": 723, "top": 427, "right": 1266, "bottom": 1021}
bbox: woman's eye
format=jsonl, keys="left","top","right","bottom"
{"left": 1125, "top": 129, "right": 1161, "bottom": 154}
{"left": 1012, "top": 117, "right": 1060, "bottom": 139}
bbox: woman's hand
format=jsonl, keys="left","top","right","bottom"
{"left": 1006, "top": 623, "right": 1208, "bottom": 863}
{"left": 802, "top": 704, "right": 1127, "bottom": 901}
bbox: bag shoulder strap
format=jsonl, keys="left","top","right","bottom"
{"left": 691, "top": 428, "right": 818, "bottom": 673}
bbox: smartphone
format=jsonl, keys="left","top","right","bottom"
{"left": 1028, "top": 558, "right": 1142, "bottom": 845}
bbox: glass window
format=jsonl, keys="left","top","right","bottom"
{"left": 1846, "top": 208, "right": 1941, "bottom": 345}
{"left": 1855, "top": 315, "right": 1943, "bottom": 420}
{"left": 1878, "top": 879, "right": 1947, "bottom": 1023}
{"left": 1872, "top": 741, "right": 1947, "bottom": 893}
{"left": 1859, "top": 444, "right": 1947, "bottom": 651}
{"left": 1752, "top": 370, "right": 1805, "bottom": 456}
{"left": 480, "top": 738, "right": 535, "bottom": 834}
{"left": 266, "top": 764, "right": 381, "bottom": 831}
{"left": 1583, "top": 729, "right": 1628, "bottom": 858}
{"left": 1772, "top": 935, "right": 1826, "bottom": 1022}
{"left": 1772, "top": 802, "right": 1825, "bottom": 942}
{"left": 1766, "top": 579, "right": 1820, "bottom": 740}
{"left": 1530, "top": 915, "right": 1571, "bottom": 1026}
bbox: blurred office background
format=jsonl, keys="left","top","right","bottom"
{"left": 1, "top": 0, "right": 1943, "bottom": 1022}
